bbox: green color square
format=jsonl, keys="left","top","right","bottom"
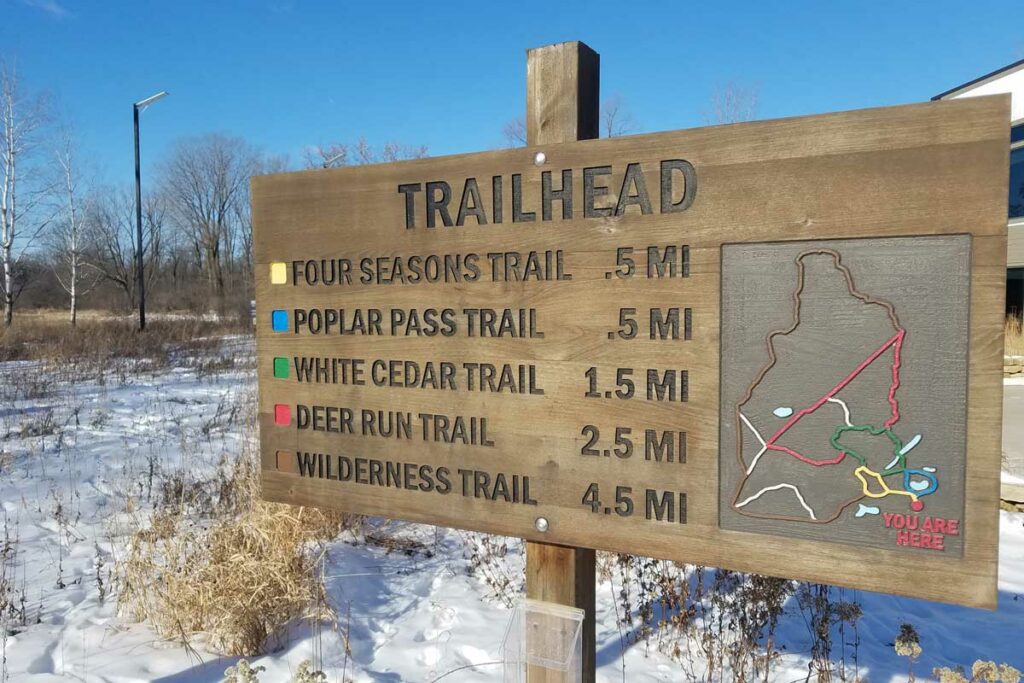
{"left": 273, "top": 357, "right": 289, "bottom": 379}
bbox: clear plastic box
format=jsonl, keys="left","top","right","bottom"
{"left": 501, "top": 599, "right": 585, "bottom": 682}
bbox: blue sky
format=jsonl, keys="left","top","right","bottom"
{"left": 2, "top": 0, "right": 1022, "bottom": 186}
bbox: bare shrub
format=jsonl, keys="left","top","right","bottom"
{"left": 223, "top": 659, "right": 265, "bottom": 682}
{"left": 935, "top": 661, "right": 1022, "bottom": 683}
{"left": 1007, "top": 316, "right": 1024, "bottom": 357}
{"left": 364, "top": 525, "right": 434, "bottom": 557}
{"left": 116, "top": 418, "right": 348, "bottom": 657}
{"left": 794, "top": 583, "right": 865, "bottom": 682}
{"left": 462, "top": 532, "right": 522, "bottom": 607}
{"left": 291, "top": 660, "right": 329, "bottom": 682}
{"left": 895, "top": 622, "right": 922, "bottom": 681}
{"left": 891, "top": 621, "right": 1024, "bottom": 683}
{"left": 1, "top": 516, "right": 24, "bottom": 682}
{"left": 605, "top": 558, "right": 872, "bottom": 682}
{"left": 118, "top": 498, "right": 345, "bottom": 656}
{"left": 608, "top": 556, "right": 796, "bottom": 682}
{"left": 14, "top": 410, "right": 55, "bottom": 438}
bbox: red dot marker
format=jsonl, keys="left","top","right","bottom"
{"left": 910, "top": 500, "right": 924, "bottom": 512}
{"left": 274, "top": 404, "right": 291, "bottom": 426}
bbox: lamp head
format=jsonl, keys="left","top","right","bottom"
{"left": 135, "top": 91, "right": 169, "bottom": 110}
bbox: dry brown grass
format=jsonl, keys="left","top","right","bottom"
{"left": 118, "top": 502, "right": 342, "bottom": 656}
{"left": 0, "top": 310, "right": 246, "bottom": 364}
{"left": 116, "top": 441, "right": 348, "bottom": 657}
{"left": 1007, "top": 317, "right": 1024, "bottom": 358}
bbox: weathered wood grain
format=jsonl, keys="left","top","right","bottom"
{"left": 523, "top": 41, "right": 599, "bottom": 683}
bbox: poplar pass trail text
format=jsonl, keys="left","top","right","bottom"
{"left": 286, "top": 308, "right": 544, "bottom": 337}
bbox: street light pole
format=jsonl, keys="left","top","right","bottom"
{"left": 133, "top": 91, "right": 168, "bottom": 332}
{"left": 133, "top": 104, "right": 145, "bottom": 331}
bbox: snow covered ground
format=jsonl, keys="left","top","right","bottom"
{"left": 1003, "top": 382, "right": 1024, "bottom": 496}
{"left": 0, "top": 337, "right": 1021, "bottom": 682}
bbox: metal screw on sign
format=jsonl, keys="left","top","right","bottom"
{"left": 534, "top": 517, "right": 549, "bottom": 532}
{"left": 534, "top": 151, "right": 546, "bottom": 166}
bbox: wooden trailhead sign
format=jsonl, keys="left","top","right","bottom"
{"left": 254, "top": 55, "right": 1008, "bottom": 610}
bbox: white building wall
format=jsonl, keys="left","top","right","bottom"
{"left": 1009, "top": 222, "right": 1024, "bottom": 268}
{"left": 947, "top": 65, "right": 1024, "bottom": 122}
{"left": 941, "top": 64, "right": 1024, "bottom": 267}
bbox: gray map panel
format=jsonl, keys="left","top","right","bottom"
{"left": 719, "top": 236, "right": 970, "bottom": 556}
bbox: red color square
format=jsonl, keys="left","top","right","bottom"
{"left": 274, "top": 404, "right": 290, "bottom": 426}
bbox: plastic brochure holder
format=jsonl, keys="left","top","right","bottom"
{"left": 502, "top": 599, "right": 585, "bottom": 682}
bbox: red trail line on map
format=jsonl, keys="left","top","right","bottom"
{"left": 764, "top": 330, "right": 904, "bottom": 452}
{"left": 763, "top": 443, "right": 848, "bottom": 466}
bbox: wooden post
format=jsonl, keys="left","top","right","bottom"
{"left": 524, "top": 40, "right": 599, "bottom": 683}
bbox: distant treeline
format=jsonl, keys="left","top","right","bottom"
{"left": 0, "top": 62, "right": 428, "bottom": 327}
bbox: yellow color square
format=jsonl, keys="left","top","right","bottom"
{"left": 270, "top": 262, "right": 287, "bottom": 284}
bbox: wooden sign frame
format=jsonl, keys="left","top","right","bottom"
{"left": 254, "top": 84, "right": 1008, "bottom": 609}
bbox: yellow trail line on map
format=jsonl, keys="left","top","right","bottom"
{"left": 854, "top": 465, "right": 919, "bottom": 502}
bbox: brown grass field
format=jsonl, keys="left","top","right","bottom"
{"left": 0, "top": 308, "right": 250, "bottom": 363}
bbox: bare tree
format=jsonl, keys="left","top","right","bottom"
{"left": 0, "top": 63, "right": 51, "bottom": 326}
{"left": 353, "top": 138, "right": 377, "bottom": 164}
{"left": 502, "top": 95, "right": 634, "bottom": 147}
{"left": 86, "top": 187, "right": 162, "bottom": 310}
{"left": 373, "top": 139, "right": 428, "bottom": 163}
{"left": 235, "top": 153, "right": 288, "bottom": 288}
{"left": 502, "top": 118, "right": 527, "bottom": 148}
{"left": 158, "top": 211, "right": 196, "bottom": 306}
{"left": 304, "top": 137, "right": 427, "bottom": 170}
{"left": 49, "top": 128, "right": 96, "bottom": 325}
{"left": 705, "top": 82, "right": 760, "bottom": 124}
{"left": 601, "top": 94, "right": 635, "bottom": 138}
{"left": 160, "top": 134, "right": 258, "bottom": 305}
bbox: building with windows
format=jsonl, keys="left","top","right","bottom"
{"left": 934, "top": 58, "right": 1024, "bottom": 317}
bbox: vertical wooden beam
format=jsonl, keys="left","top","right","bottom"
{"left": 526, "top": 41, "right": 600, "bottom": 145}
{"left": 525, "top": 542, "right": 596, "bottom": 682}
{"left": 525, "top": 40, "right": 599, "bottom": 683}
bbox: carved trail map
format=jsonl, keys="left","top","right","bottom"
{"left": 719, "top": 236, "right": 971, "bottom": 555}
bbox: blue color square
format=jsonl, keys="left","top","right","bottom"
{"left": 271, "top": 310, "right": 289, "bottom": 332}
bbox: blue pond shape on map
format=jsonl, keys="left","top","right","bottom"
{"left": 855, "top": 504, "right": 880, "bottom": 517}
{"left": 903, "top": 468, "right": 938, "bottom": 497}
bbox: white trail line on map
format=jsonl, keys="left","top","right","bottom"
{"left": 734, "top": 483, "right": 818, "bottom": 520}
